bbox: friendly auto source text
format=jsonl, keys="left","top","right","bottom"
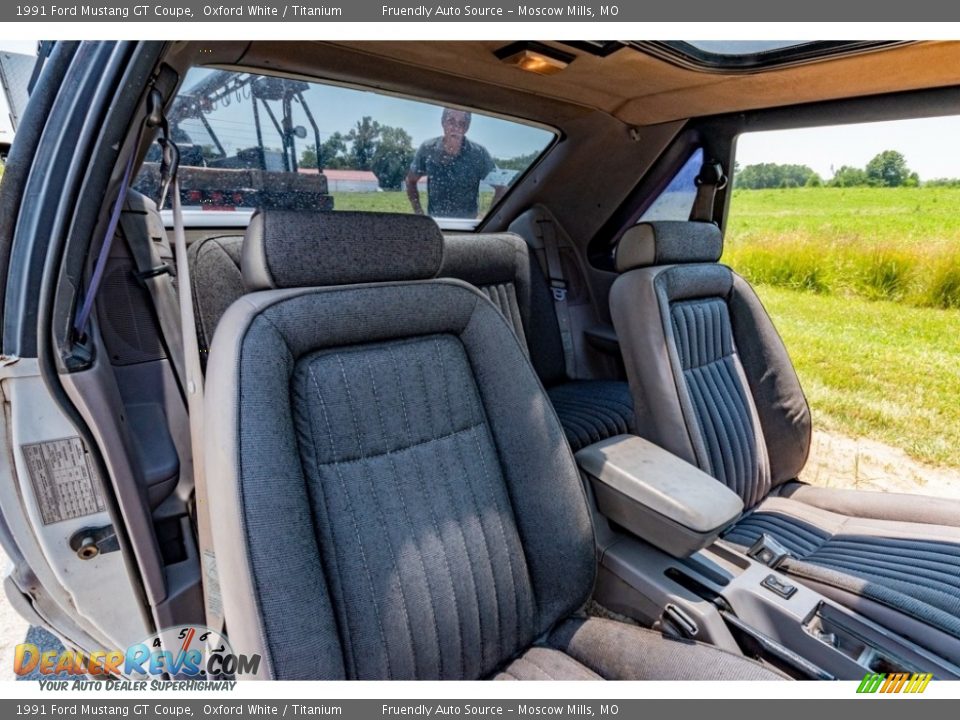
{"left": 382, "top": 706, "right": 616, "bottom": 716}
{"left": 382, "top": 5, "right": 619, "bottom": 17}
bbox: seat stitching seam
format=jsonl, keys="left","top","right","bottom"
{"left": 311, "top": 424, "right": 482, "bottom": 467}
{"left": 418, "top": 354, "right": 485, "bottom": 674}
{"left": 336, "top": 354, "right": 420, "bottom": 677}
{"left": 297, "top": 367, "right": 353, "bottom": 678}
{"left": 390, "top": 346, "right": 467, "bottom": 679}
{"left": 512, "top": 656, "right": 553, "bottom": 680}
{"left": 367, "top": 357, "right": 443, "bottom": 679}
{"left": 521, "top": 652, "right": 558, "bottom": 680}
{"left": 434, "top": 337, "right": 503, "bottom": 669}
{"left": 471, "top": 428, "right": 525, "bottom": 659}
{"left": 307, "top": 362, "right": 393, "bottom": 679}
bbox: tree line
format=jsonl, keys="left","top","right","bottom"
{"left": 299, "top": 116, "right": 415, "bottom": 191}
{"left": 734, "top": 150, "right": 958, "bottom": 189}
{"left": 299, "top": 116, "right": 534, "bottom": 190}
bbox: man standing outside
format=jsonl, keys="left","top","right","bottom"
{"left": 406, "top": 108, "right": 506, "bottom": 218}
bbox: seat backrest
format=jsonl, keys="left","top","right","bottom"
{"left": 439, "top": 232, "right": 565, "bottom": 386}
{"left": 609, "top": 221, "right": 811, "bottom": 508}
{"left": 190, "top": 228, "right": 568, "bottom": 385}
{"left": 187, "top": 233, "right": 245, "bottom": 368}
{"left": 205, "top": 210, "right": 595, "bottom": 680}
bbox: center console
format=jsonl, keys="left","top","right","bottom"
{"left": 576, "top": 435, "right": 960, "bottom": 680}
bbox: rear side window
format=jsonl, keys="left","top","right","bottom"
{"left": 133, "top": 67, "right": 554, "bottom": 229}
{"left": 637, "top": 147, "right": 704, "bottom": 222}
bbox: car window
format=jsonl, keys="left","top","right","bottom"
{"left": 636, "top": 147, "right": 704, "bottom": 222}
{"left": 132, "top": 67, "right": 555, "bottom": 230}
{"left": 725, "top": 117, "right": 960, "bottom": 496}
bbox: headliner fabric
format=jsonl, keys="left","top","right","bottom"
{"left": 224, "top": 280, "right": 596, "bottom": 679}
{"left": 725, "top": 496, "right": 960, "bottom": 639}
{"left": 615, "top": 221, "right": 723, "bottom": 272}
{"left": 242, "top": 210, "right": 444, "bottom": 290}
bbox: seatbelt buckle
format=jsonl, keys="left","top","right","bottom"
{"left": 747, "top": 533, "right": 792, "bottom": 569}
{"left": 550, "top": 279, "right": 568, "bottom": 302}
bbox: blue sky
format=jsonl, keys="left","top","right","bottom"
{"left": 736, "top": 117, "right": 960, "bottom": 181}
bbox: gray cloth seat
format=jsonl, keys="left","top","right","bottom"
{"left": 190, "top": 228, "right": 634, "bottom": 450}
{"left": 187, "top": 233, "right": 245, "bottom": 369}
{"left": 203, "top": 209, "right": 781, "bottom": 680}
{"left": 609, "top": 220, "right": 960, "bottom": 655}
{"left": 439, "top": 233, "right": 635, "bottom": 452}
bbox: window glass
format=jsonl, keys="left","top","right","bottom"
{"left": 637, "top": 147, "right": 703, "bottom": 222}
{"left": 133, "top": 67, "right": 554, "bottom": 229}
{"left": 679, "top": 41, "right": 805, "bottom": 56}
{"left": 652, "top": 41, "right": 895, "bottom": 70}
{"left": 726, "top": 117, "right": 960, "bottom": 498}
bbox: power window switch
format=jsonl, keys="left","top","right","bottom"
{"left": 761, "top": 574, "right": 798, "bottom": 599}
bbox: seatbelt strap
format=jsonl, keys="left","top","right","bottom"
{"left": 149, "top": 90, "right": 224, "bottom": 634}
{"left": 73, "top": 150, "right": 138, "bottom": 339}
{"left": 689, "top": 160, "right": 727, "bottom": 223}
{"left": 118, "top": 203, "right": 188, "bottom": 399}
{"left": 536, "top": 215, "right": 577, "bottom": 379}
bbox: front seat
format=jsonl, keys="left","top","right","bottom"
{"left": 204, "top": 209, "right": 782, "bottom": 680}
{"left": 609, "top": 220, "right": 960, "bottom": 658}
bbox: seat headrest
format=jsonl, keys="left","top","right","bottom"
{"left": 242, "top": 210, "right": 444, "bottom": 290}
{"left": 614, "top": 221, "right": 723, "bottom": 273}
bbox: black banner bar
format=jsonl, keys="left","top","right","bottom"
{"left": 2, "top": 0, "right": 960, "bottom": 22}
{"left": 2, "top": 699, "right": 956, "bottom": 720}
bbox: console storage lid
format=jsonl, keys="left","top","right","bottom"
{"left": 576, "top": 434, "right": 744, "bottom": 557}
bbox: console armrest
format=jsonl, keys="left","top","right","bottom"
{"left": 576, "top": 434, "right": 743, "bottom": 558}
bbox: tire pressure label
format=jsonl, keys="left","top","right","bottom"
{"left": 21, "top": 437, "right": 105, "bottom": 525}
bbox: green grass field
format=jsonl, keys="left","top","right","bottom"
{"left": 726, "top": 187, "right": 960, "bottom": 468}
{"left": 753, "top": 286, "right": 960, "bottom": 467}
{"left": 332, "top": 190, "right": 495, "bottom": 216}
{"left": 727, "top": 186, "right": 960, "bottom": 247}
{"left": 724, "top": 187, "right": 960, "bottom": 308}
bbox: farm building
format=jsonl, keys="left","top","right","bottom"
{"left": 300, "top": 168, "right": 381, "bottom": 192}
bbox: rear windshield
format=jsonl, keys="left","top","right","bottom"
{"left": 134, "top": 67, "right": 555, "bottom": 230}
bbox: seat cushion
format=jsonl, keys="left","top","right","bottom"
{"left": 725, "top": 495, "right": 960, "bottom": 641}
{"left": 491, "top": 647, "right": 601, "bottom": 680}
{"left": 547, "top": 381, "right": 635, "bottom": 452}
{"left": 545, "top": 617, "right": 783, "bottom": 680}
